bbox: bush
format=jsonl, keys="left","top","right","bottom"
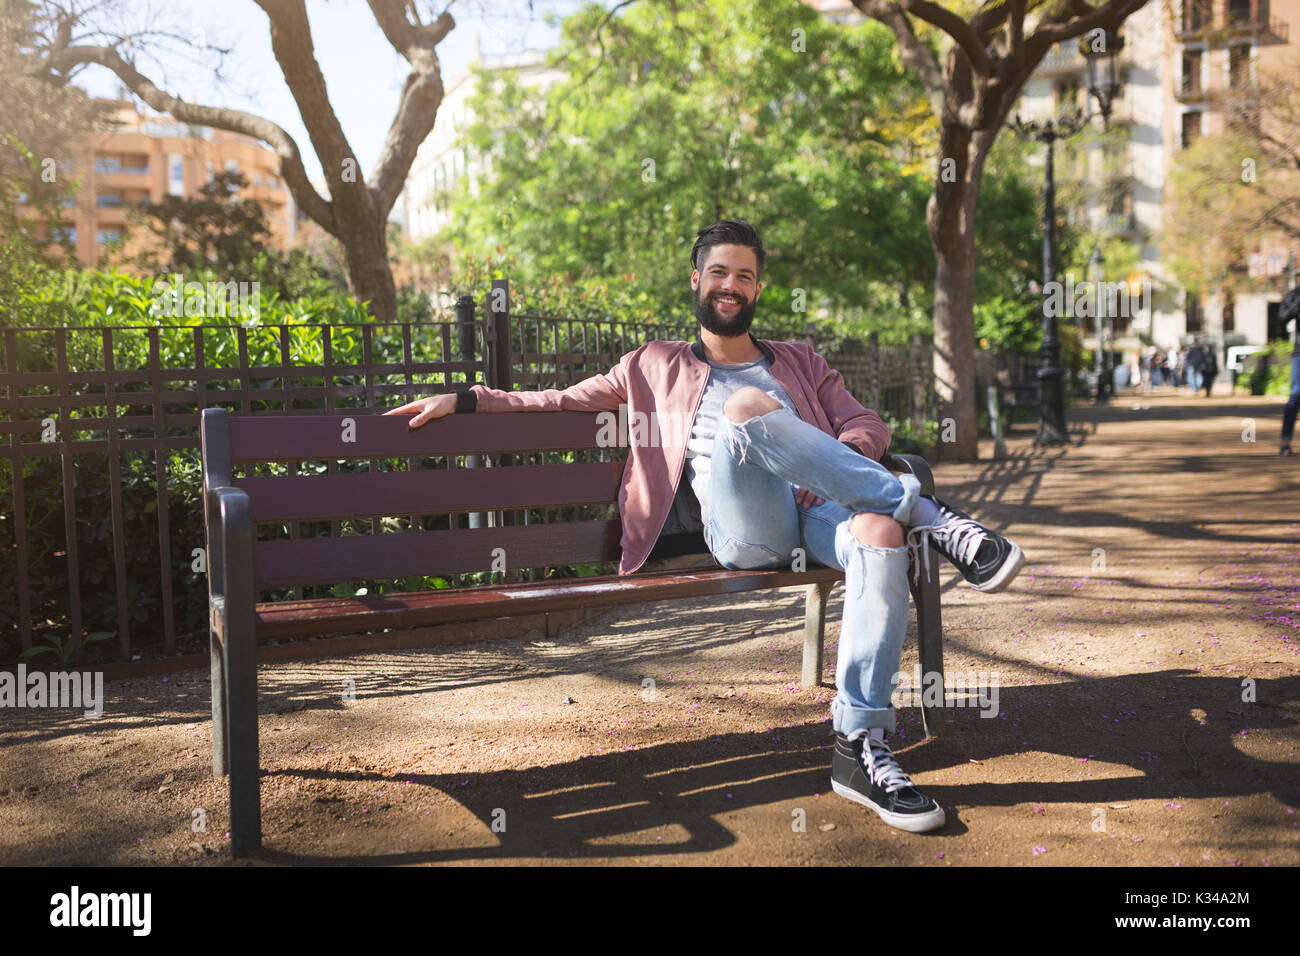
{"left": 1262, "top": 340, "right": 1296, "bottom": 397}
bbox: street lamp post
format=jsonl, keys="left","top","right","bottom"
{"left": 1011, "top": 108, "right": 1087, "bottom": 445}
{"left": 1009, "top": 26, "right": 1125, "bottom": 446}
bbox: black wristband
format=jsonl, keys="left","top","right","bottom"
{"left": 841, "top": 439, "right": 864, "bottom": 457}
{"left": 454, "top": 389, "right": 478, "bottom": 414}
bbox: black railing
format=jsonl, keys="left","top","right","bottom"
{"left": 3, "top": 281, "right": 963, "bottom": 667}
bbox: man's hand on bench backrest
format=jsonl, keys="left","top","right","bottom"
{"left": 384, "top": 393, "right": 457, "bottom": 429}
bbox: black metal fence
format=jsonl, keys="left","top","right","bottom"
{"left": 1, "top": 317, "right": 484, "bottom": 666}
{"left": 2, "top": 280, "right": 951, "bottom": 667}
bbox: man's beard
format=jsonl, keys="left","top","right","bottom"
{"left": 695, "top": 286, "right": 757, "bottom": 337}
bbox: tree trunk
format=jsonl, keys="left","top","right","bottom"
{"left": 929, "top": 89, "right": 1005, "bottom": 462}
{"left": 339, "top": 216, "right": 397, "bottom": 321}
{"left": 928, "top": 122, "right": 981, "bottom": 461}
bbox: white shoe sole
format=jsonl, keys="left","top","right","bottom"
{"left": 831, "top": 778, "right": 947, "bottom": 833}
{"left": 971, "top": 541, "right": 1025, "bottom": 593}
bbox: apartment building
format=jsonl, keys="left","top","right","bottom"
{"left": 31, "top": 93, "right": 295, "bottom": 268}
{"left": 1169, "top": 0, "right": 1300, "bottom": 346}
{"left": 404, "top": 36, "right": 566, "bottom": 243}
{"left": 1020, "top": 2, "right": 1173, "bottom": 357}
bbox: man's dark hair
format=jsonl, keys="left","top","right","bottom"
{"left": 690, "top": 220, "right": 766, "bottom": 278}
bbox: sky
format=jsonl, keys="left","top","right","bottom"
{"left": 72, "top": 0, "right": 595, "bottom": 183}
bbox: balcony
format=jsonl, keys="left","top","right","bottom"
{"left": 1175, "top": 79, "right": 1207, "bottom": 102}
{"left": 1177, "top": 3, "right": 1290, "bottom": 44}
{"left": 93, "top": 159, "right": 150, "bottom": 176}
{"left": 1225, "top": 0, "right": 1291, "bottom": 41}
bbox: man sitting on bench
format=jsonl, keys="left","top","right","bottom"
{"left": 387, "top": 219, "right": 1025, "bottom": 834}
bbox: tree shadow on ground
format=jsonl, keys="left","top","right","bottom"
{"left": 249, "top": 670, "right": 1298, "bottom": 864}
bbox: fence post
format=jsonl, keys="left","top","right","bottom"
{"left": 457, "top": 295, "right": 485, "bottom": 533}
{"left": 488, "top": 278, "right": 512, "bottom": 391}
{"left": 869, "top": 331, "right": 881, "bottom": 412}
{"left": 486, "top": 280, "right": 523, "bottom": 582}
{"left": 911, "top": 334, "right": 926, "bottom": 438}
{"left": 987, "top": 384, "right": 1007, "bottom": 458}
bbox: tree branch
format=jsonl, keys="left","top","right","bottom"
{"left": 851, "top": 0, "right": 944, "bottom": 118}
{"left": 1023, "top": 0, "right": 1148, "bottom": 63}
{"left": 35, "top": 40, "right": 335, "bottom": 232}
{"left": 252, "top": 0, "right": 361, "bottom": 222}
{"left": 368, "top": 0, "right": 454, "bottom": 60}
{"left": 367, "top": 0, "right": 455, "bottom": 216}
{"left": 897, "top": 0, "right": 993, "bottom": 76}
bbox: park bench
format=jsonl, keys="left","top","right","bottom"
{"left": 200, "top": 406, "right": 947, "bottom": 857}
{"left": 994, "top": 366, "right": 1041, "bottom": 426}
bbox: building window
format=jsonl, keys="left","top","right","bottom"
{"left": 96, "top": 192, "right": 124, "bottom": 208}
{"left": 1182, "top": 0, "right": 1210, "bottom": 31}
{"left": 1223, "top": 301, "right": 1235, "bottom": 333}
{"left": 1228, "top": 44, "right": 1251, "bottom": 88}
{"left": 97, "top": 229, "right": 121, "bottom": 245}
{"left": 1181, "top": 49, "right": 1202, "bottom": 95}
{"left": 168, "top": 154, "right": 184, "bottom": 195}
{"left": 1227, "top": 0, "right": 1253, "bottom": 26}
{"left": 206, "top": 161, "right": 215, "bottom": 183}
{"left": 1180, "top": 110, "right": 1203, "bottom": 149}
{"left": 95, "top": 155, "right": 122, "bottom": 174}
{"left": 63, "top": 226, "right": 78, "bottom": 247}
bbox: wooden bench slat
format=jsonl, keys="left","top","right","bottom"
{"left": 254, "top": 565, "right": 844, "bottom": 640}
{"left": 253, "top": 519, "right": 624, "bottom": 587}
{"left": 236, "top": 461, "right": 624, "bottom": 522}
{"left": 230, "top": 411, "right": 620, "bottom": 460}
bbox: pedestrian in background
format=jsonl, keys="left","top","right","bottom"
{"left": 1200, "top": 341, "right": 1218, "bottom": 397}
{"left": 1185, "top": 341, "right": 1204, "bottom": 394}
{"left": 1279, "top": 287, "right": 1300, "bottom": 455}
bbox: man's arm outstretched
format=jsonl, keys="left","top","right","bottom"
{"left": 386, "top": 343, "right": 645, "bottom": 428}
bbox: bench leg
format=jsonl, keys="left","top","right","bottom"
{"left": 226, "top": 595, "right": 261, "bottom": 858}
{"left": 210, "top": 626, "right": 228, "bottom": 777}
{"left": 802, "top": 580, "right": 836, "bottom": 688}
{"left": 910, "top": 549, "right": 945, "bottom": 738}
{"left": 216, "top": 491, "right": 261, "bottom": 858}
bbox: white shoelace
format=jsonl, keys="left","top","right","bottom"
{"left": 863, "top": 738, "right": 914, "bottom": 794}
{"left": 905, "top": 507, "right": 988, "bottom": 586}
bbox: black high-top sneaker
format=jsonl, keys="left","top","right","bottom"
{"left": 831, "top": 732, "right": 946, "bottom": 833}
{"left": 906, "top": 496, "right": 1025, "bottom": 593}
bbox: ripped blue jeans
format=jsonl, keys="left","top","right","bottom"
{"left": 705, "top": 405, "right": 922, "bottom": 737}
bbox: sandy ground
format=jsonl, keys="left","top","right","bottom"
{"left": 2, "top": 389, "right": 1297, "bottom": 866}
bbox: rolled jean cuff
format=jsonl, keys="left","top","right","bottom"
{"left": 832, "top": 696, "right": 896, "bottom": 737}
{"left": 892, "top": 473, "right": 921, "bottom": 524}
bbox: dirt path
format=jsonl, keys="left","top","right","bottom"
{"left": 2, "top": 391, "right": 1297, "bottom": 866}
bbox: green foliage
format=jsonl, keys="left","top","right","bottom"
{"left": 0, "top": 134, "right": 77, "bottom": 314}
{"left": 428, "top": 0, "right": 1036, "bottom": 336}
{"left": 20, "top": 632, "right": 115, "bottom": 668}
{"left": 1252, "top": 339, "right": 1297, "bottom": 397}
{"left": 127, "top": 170, "right": 271, "bottom": 274}
{"left": 974, "top": 294, "right": 1041, "bottom": 353}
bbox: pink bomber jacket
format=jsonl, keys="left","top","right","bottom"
{"left": 456, "top": 332, "right": 892, "bottom": 575}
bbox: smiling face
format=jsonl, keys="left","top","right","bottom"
{"left": 691, "top": 243, "right": 763, "bottom": 338}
